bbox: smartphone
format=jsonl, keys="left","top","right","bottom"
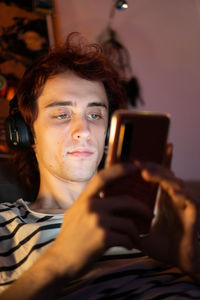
{"left": 105, "top": 109, "right": 170, "bottom": 234}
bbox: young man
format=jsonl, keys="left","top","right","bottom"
{"left": 1, "top": 33, "right": 200, "bottom": 299}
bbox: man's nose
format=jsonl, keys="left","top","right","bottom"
{"left": 71, "top": 117, "right": 90, "bottom": 140}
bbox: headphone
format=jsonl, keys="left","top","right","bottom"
{"left": 5, "top": 95, "right": 33, "bottom": 149}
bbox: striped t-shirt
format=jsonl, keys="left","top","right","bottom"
{"left": 1, "top": 199, "right": 200, "bottom": 299}
{"left": 0, "top": 199, "right": 63, "bottom": 292}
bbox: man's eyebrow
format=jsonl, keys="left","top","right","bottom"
{"left": 88, "top": 102, "right": 108, "bottom": 109}
{"left": 44, "top": 101, "right": 108, "bottom": 109}
{"left": 44, "top": 101, "right": 72, "bottom": 108}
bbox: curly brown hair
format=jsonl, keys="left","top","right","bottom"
{"left": 11, "top": 32, "right": 127, "bottom": 197}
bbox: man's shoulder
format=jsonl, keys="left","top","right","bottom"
{"left": 0, "top": 200, "right": 20, "bottom": 211}
{"left": 0, "top": 199, "right": 28, "bottom": 222}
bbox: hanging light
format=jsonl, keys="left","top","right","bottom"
{"left": 115, "top": 0, "right": 128, "bottom": 10}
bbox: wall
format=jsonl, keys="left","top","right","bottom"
{"left": 53, "top": 0, "right": 200, "bottom": 180}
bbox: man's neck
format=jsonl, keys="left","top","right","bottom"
{"left": 29, "top": 174, "right": 88, "bottom": 214}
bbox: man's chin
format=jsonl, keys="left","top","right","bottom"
{"left": 62, "top": 166, "right": 97, "bottom": 182}
{"left": 61, "top": 158, "right": 100, "bottom": 182}
{"left": 65, "top": 172, "right": 95, "bottom": 183}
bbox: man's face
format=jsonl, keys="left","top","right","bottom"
{"left": 33, "top": 71, "right": 109, "bottom": 183}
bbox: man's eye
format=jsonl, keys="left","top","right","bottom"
{"left": 56, "top": 114, "right": 70, "bottom": 120}
{"left": 88, "top": 113, "right": 102, "bottom": 120}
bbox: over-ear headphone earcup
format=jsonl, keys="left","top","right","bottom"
{"left": 5, "top": 112, "right": 33, "bottom": 149}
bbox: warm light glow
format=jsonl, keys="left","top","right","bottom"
{"left": 6, "top": 87, "right": 16, "bottom": 101}
{"left": 105, "top": 116, "right": 117, "bottom": 167}
{"left": 117, "top": 124, "right": 125, "bottom": 159}
{"left": 108, "top": 116, "right": 117, "bottom": 145}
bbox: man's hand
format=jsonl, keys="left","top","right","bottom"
{"left": 137, "top": 162, "right": 200, "bottom": 282}
{"left": 48, "top": 163, "right": 153, "bottom": 279}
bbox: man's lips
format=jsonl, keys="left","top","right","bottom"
{"left": 67, "top": 149, "right": 94, "bottom": 158}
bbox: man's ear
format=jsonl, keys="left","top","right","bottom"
{"left": 163, "top": 143, "right": 173, "bottom": 169}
